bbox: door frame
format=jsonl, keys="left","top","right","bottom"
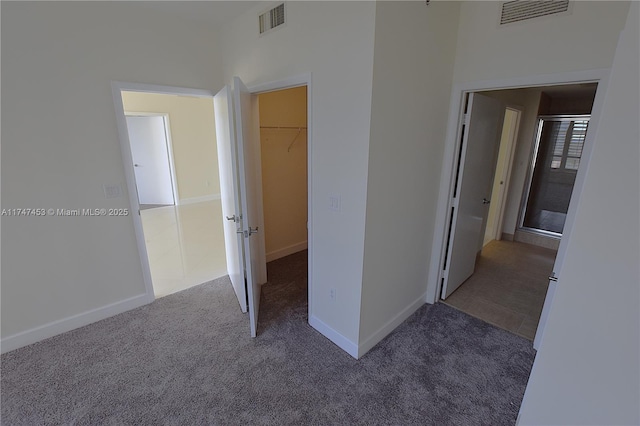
{"left": 112, "top": 81, "right": 217, "bottom": 301}
{"left": 124, "top": 112, "right": 180, "bottom": 206}
{"left": 426, "top": 69, "right": 611, "bottom": 339}
{"left": 111, "top": 75, "right": 314, "bottom": 318}
{"left": 248, "top": 73, "right": 314, "bottom": 320}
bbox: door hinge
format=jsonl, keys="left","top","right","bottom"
{"left": 237, "top": 227, "right": 259, "bottom": 238}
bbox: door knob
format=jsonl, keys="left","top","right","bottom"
{"left": 482, "top": 198, "right": 491, "bottom": 204}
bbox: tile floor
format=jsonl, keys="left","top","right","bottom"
{"left": 140, "top": 200, "right": 228, "bottom": 298}
{"left": 442, "top": 240, "right": 557, "bottom": 340}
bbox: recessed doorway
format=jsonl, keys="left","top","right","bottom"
{"left": 439, "top": 82, "right": 598, "bottom": 341}
{"left": 121, "top": 90, "right": 227, "bottom": 298}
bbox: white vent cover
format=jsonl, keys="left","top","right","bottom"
{"left": 259, "top": 3, "right": 285, "bottom": 35}
{"left": 500, "top": 0, "right": 570, "bottom": 25}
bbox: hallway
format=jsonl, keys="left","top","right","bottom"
{"left": 443, "top": 240, "right": 556, "bottom": 340}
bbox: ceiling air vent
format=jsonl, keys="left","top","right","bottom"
{"left": 259, "top": 3, "right": 286, "bottom": 35}
{"left": 500, "top": 0, "right": 570, "bottom": 25}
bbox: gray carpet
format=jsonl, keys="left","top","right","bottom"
{"left": 1, "top": 251, "right": 536, "bottom": 425}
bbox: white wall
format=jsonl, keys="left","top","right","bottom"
{"left": 220, "top": 1, "right": 377, "bottom": 346}
{"left": 453, "top": 1, "right": 630, "bottom": 84}
{"left": 358, "top": 1, "right": 460, "bottom": 354}
{"left": 519, "top": 3, "right": 639, "bottom": 424}
{"left": 1, "top": 2, "right": 222, "bottom": 349}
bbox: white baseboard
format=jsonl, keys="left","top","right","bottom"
{"left": 0, "top": 293, "right": 153, "bottom": 354}
{"left": 178, "top": 194, "right": 221, "bottom": 205}
{"left": 357, "top": 293, "right": 427, "bottom": 358}
{"left": 309, "top": 315, "right": 359, "bottom": 359}
{"left": 266, "top": 241, "right": 308, "bottom": 263}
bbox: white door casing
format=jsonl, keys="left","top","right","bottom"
{"left": 441, "top": 93, "right": 505, "bottom": 299}
{"left": 126, "top": 115, "right": 175, "bottom": 205}
{"left": 214, "top": 86, "right": 247, "bottom": 313}
{"left": 233, "top": 76, "right": 263, "bottom": 337}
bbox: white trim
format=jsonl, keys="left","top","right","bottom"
{"left": 248, "top": 73, "right": 310, "bottom": 94}
{"left": 1, "top": 294, "right": 152, "bottom": 354}
{"left": 266, "top": 241, "right": 308, "bottom": 262}
{"left": 114, "top": 81, "right": 213, "bottom": 98}
{"left": 426, "top": 68, "right": 610, "bottom": 306}
{"left": 111, "top": 82, "right": 157, "bottom": 301}
{"left": 358, "top": 293, "right": 426, "bottom": 358}
{"left": 309, "top": 315, "right": 359, "bottom": 359}
{"left": 178, "top": 194, "right": 221, "bottom": 205}
{"left": 124, "top": 111, "right": 181, "bottom": 206}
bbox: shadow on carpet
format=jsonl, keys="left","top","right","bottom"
{"left": 1, "top": 251, "right": 535, "bottom": 425}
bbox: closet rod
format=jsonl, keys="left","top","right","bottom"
{"left": 260, "top": 126, "right": 308, "bottom": 130}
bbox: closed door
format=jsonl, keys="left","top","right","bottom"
{"left": 126, "top": 116, "right": 175, "bottom": 205}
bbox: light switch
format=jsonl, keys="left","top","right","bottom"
{"left": 329, "top": 194, "right": 341, "bottom": 212}
{"left": 103, "top": 184, "right": 123, "bottom": 199}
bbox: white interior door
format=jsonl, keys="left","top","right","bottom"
{"left": 126, "top": 116, "right": 175, "bottom": 205}
{"left": 213, "top": 86, "right": 247, "bottom": 313}
{"left": 233, "top": 76, "right": 262, "bottom": 337}
{"left": 441, "top": 93, "right": 505, "bottom": 299}
{"left": 484, "top": 108, "right": 519, "bottom": 246}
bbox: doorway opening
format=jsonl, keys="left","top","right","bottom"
{"left": 256, "top": 85, "right": 310, "bottom": 332}
{"left": 213, "top": 75, "right": 314, "bottom": 337}
{"left": 439, "top": 82, "right": 598, "bottom": 341}
{"left": 120, "top": 90, "right": 227, "bottom": 298}
{"left": 258, "top": 86, "right": 308, "bottom": 264}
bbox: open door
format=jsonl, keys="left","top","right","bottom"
{"left": 233, "top": 76, "right": 263, "bottom": 337}
{"left": 126, "top": 115, "right": 175, "bottom": 205}
{"left": 441, "top": 93, "right": 505, "bottom": 299}
{"left": 214, "top": 86, "right": 247, "bottom": 313}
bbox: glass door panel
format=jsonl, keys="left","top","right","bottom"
{"left": 521, "top": 116, "right": 590, "bottom": 235}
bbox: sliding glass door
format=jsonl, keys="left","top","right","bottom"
{"left": 520, "top": 115, "right": 590, "bottom": 235}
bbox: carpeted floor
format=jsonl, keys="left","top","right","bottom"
{"left": 1, "top": 251, "right": 536, "bottom": 425}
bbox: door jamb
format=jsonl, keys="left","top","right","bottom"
{"left": 111, "top": 81, "right": 216, "bottom": 301}
{"left": 248, "top": 73, "right": 314, "bottom": 320}
{"left": 426, "top": 69, "right": 611, "bottom": 306}
{"left": 124, "top": 112, "right": 180, "bottom": 206}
